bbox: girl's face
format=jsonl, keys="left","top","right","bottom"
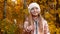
{"left": 30, "top": 7, "right": 40, "bottom": 16}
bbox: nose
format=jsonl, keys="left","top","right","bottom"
{"left": 34, "top": 8, "right": 37, "bottom": 12}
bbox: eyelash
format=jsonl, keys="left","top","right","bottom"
{"left": 36, "top": 8, "right": 38, "bottom": 9}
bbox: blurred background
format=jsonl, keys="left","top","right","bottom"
{"left": 0, "top": 0, "right": 60, "bottom": 34}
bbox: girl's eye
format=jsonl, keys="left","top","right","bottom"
{"left": 31, "top": 7, "right": 38, "bottom": 10}
{"left": 36, "top": 8, "right": 38, "bottom": 9}
{"left": 31, "top": 8, "right": 34, "bottom": 10}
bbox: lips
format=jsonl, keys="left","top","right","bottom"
{"left": 32, "top": 12, "right": 38, "bottom": 15}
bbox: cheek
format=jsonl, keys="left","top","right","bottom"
{"left": 36, "top": 10, "right": 40, "bottom": 13}
{"left": 37, "top": 10, "right": 40, "bottom": 13}
{"left": 37, "top": 11, "right": 40, "bottom": 13}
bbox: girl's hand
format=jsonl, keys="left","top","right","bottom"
{"left": 27, "top": 25, "right": 34, "bottom": 32}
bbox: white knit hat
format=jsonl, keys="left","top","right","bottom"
{"left": 28, "top": 2, "right": 41, "bottom": 13}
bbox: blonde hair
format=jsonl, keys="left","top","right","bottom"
{"left": 26, "top": 13, "right": 44, "bottom": 32}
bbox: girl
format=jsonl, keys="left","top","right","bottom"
{"left": 23, "top": 2, "right": 50, "bottom": 34}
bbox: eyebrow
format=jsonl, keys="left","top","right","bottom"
{"left": 31, "top": 7, "right": 38, "bottom": 10}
